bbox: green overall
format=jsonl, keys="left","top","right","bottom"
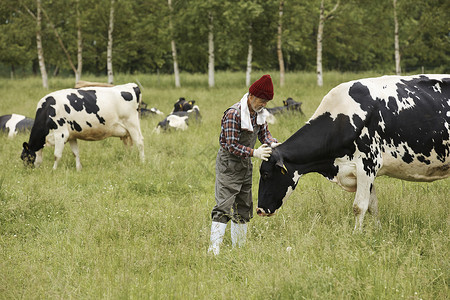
{"left": 211, "top": 104, "right": 259, "bottom": 224}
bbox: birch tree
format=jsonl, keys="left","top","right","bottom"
{"left": 277, "top": 0, "right": 285, "bottom": 87}
{"left": 35, "top": 0, "right": 48, "bottom": 89}
{"left": 41, "top": 8, "right": 78, "bottom": 79}
{"left": 22, "top": 0, "right": 83, "bottom": 83}
{"left": 316, "top": 0, "right": 339, "bottom": 87}
{"left": 107, "top": 0, "right": 115, "bottom": 84}
{"left": 208, "top": 11, "right": 214, "bottom": 88}
{"left": 76, "top": 0, "right": 83, "bottom": 82}
{"left": 393, "top": 0, "right": 401, "bottom": 75}
{"left": 168, "top": 0, "right": 180, "bottom": 87}
{"left": 246, "top": 23, "right": 253, "bottom": 87}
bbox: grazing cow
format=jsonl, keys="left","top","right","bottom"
{"left": 172, "top": 97, "right": 195, "bottom": 112}
{"left": 155, "top": 105, "right": 201, "bottom": 133}
{"left": 256, "top": 74, "right": 450, "bottom": 231}
{"left": 0, "top": 114, "right": 34, "bottom": 138}
{"left": 21, "top": 83, "right": 144, "bottom": 171}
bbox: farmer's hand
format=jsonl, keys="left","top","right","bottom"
{"left": 253, "top": 144, "right": 272, "bottom": 161}
{"left": 271, "top": 142, "right": 282, "bottom": 148}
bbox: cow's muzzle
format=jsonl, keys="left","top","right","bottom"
{"left": 256, "top": 207, "right": 276, "bottom": 217}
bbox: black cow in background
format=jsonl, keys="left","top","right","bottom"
{"left": 172, "top": 97, "right": 195, "bottom": 113}
{"left": 283, "top": 97, "right": 304, "bottom": 114}
{"left": 264, "top": 97, "right": 304, "bottom": 124}
{"left": 155, "top": 97, "right": 201, "bottom": 133}
{"left": 0, "top": 114, "right": 34, "bottom": 138}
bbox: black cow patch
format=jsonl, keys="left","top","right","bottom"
{"left": 66, "top": 90, "right": 105, "bottom": 125}
{"left": 133, "top": 86, "right": 141, "bottom": 103}
{"left": 27, "top": 96, "right": 58, "bottom": 151}
{"left": 121, "top": 91, "right": 133, "bottom": 101}
{"left": 73, "top": 120, "right": 82, "bottom": 132}
{"left": 64, "top": 104, "right": 71, "bottom": 114}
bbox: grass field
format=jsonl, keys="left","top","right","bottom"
{"left": 0, "top": 71, "right": 448, "bottom": 299}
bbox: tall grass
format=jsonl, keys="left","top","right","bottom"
{"left": 0, "top": 72, "right": 448, "bottom": 299}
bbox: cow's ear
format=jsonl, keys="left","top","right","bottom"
{"left": 276, "top": 160, "right": 288, "bottom": 175}
{"left": 190, "top": 100, "right": 195, "bottom": 105}
{"left": 283, "top": 100, "right": 287, "bottom": 106}
{"left": 23, "top": 142, "right": 29, "bottom": 150}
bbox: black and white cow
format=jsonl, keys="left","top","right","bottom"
{"left": 155, "top": 105, "right": 201, "bottom": 133}
{"left": 257, "top": 74, "right": 450, "bottom": 231}
{"left": 21, "top": 83, "right": 144, "bottom": 171}
{"left": 0, "top": 114, "right": 34, "bottom": 138}
{"left": 139, "top": 101, "right": 164, "bottom": 117}
{"left": 172, "top": 97, "right": 195, "bottom": 113}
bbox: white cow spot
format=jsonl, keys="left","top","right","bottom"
{"left": 167, "top": 115, "right": 188, "bottom": 130}
{"left": 5, "top": 114, "right": 25, "bottom": 137}
{"left": 433, "top": 83, "right": 441, "bottom": 93}
{"left": 292, "top": 170, "right": 301, "bottom": 183}
{"left": 282, "top": 171, "right": 302, "bottom": 203}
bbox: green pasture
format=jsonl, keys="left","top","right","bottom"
{"left": 0, "top": 72, "right": 448, "bottom": 299}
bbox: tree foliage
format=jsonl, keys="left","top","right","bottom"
{"left": 0, "top": 0, "right": 448, "bottom": 77}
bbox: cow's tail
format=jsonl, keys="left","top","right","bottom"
{"left": 132, "top": 81, "right": 143, "bottom": 111}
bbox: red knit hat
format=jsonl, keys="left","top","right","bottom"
{"left": 249, "top": 74, "right": 274, "bottom": 100}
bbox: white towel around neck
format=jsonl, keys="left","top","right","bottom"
{"left": 240, "top": 93, "right": 267, "bottom": 132}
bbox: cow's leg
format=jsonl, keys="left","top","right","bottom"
{"left": 69, "top": 139, "right": 82, "bottom": 171}
{"left": 352, "top": 162, "right": 375, "bottom": 232}
{"left": 52, "top": 134, "right": 66, "bottom": 170}
{"left": 368, "top": 185, "right": 381, "bottom": 229}
{"left": 120, "top": 135, "right": 133, "bottom": 147}
{"left": 35, "top": 149, "right": 43, "bottom": 168}
{"left": 125, "top": 123, "right": 145, "bottom": 162}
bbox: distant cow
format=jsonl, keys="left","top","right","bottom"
{"left": 172, "top": 97, "right": 195, "bottom": 113}
{"left": 139, "top": 101, "right": 163, "bottom": 117}
{"left": 0, "top": 114, "right": 34, "bottom": 138}
{"left": 283, "top": 97, "right": 304, "bottom": 114}
{"left": 265, "top": 97, "right": 304, "bottom": 124}
{"left": 155, "top": 105, "right": 201, "bottom": 133}
{"left": 21, "top": 83, "right": 144, "bottom": 171}
{"left": 257, "top": 74, "right": 450, "bottom": 232}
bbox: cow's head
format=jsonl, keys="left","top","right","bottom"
{"left": 21, "top": 142, "right": 36, "bottom": 167}
{"left": 257, "top": 148, "right": 301, "bottom": 216}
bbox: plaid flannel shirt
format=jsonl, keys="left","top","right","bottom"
{"left": 219, "top": 103, "right": 277, "bottom": 158}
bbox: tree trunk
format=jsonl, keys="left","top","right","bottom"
{"left": 168, "top": 0, "right": 180, "bottom": 87}
{"left": 246, "top": 25, "right": 253, "bottom": 88}
{"left": 277, "top": 0, "right": 285, "bottom": 87}
{"left": 107, "top": 0, "right": 115, "bottom": 85}
{"left": 393, "top": 0, "right": 401, "bottom": 75}
{"left": 316, "top": 0, "right": 325, "bottom": 87}
{"left": 36, "top": 0, "right": 48, "bottom": 89}
{"left": 42, "top": 8, "right": 77, "bottom": 77}
{"left": 76, "top": 0, "right": 83, "bottom": 83}
{"left": 316, "top": 0, "right": 339, "bottom": 87}
{"left": 208, "top": 11, "right": 214, "bottom": 88}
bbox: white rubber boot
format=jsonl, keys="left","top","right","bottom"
{"left": 207, "top": 221, "right": 227, "bottom": 255}
{"left": 231, "top": 222, "right": 247, "bottom": 248}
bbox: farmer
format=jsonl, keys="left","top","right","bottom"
{"left": 208, "top": 74, "right": 280, "bottom": 255}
